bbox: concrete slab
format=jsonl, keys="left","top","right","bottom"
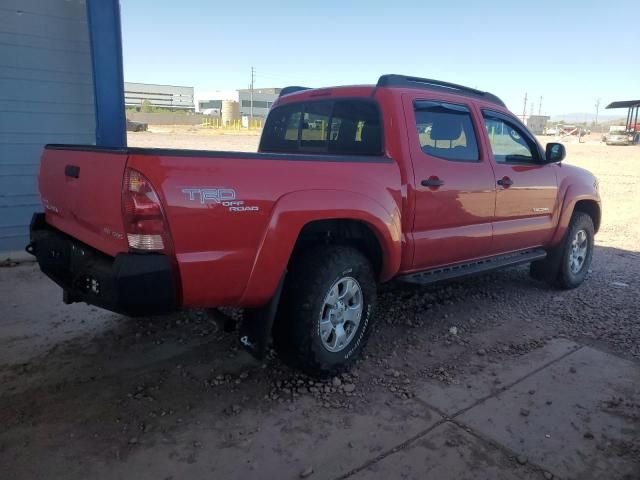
{"left": 84, "top": 395, "right": 442, "bottom": 480}
{"left": 416, "top": 339, "right": 580, "bottom": 415}
{"left": 458, "top": 347, "right": 640, "bottom": 479}
{"left": 351, "top": 422, "right": 540, "bottom": 480}
{"left": 0, "top": 263, "right": 120, "bottom": 366}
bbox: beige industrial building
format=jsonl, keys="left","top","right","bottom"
{"left": 526, "top": 115, "right": 551, "bottom": 135}
{"left": 197, "top": 88, "right": 282, "bottom": 118}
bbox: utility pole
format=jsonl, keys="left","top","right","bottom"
{"left": 522, "top": 92, "right": 528, "bottom": 122}
{"left": 594, "top": 98, "right": 601, "bottom": 127}
{"left": 250, "top": 66, "right": 255, "bottom": 123}
{"left": 539, "top": 96, "right": 543, "bottom": 116}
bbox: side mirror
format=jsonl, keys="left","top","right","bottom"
{"left": 545, "top": 142, "right": 566, "bottom": 163}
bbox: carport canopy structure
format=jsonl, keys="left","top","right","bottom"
{"left": 606, "top": 100, "right": 640, "bottom": 132}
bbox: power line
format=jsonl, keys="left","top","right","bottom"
{"left": 539, "top": 96, "right": 543, "bottom": 116}
{"left": 250, "top": 66, "right": 255, "bottom": 121}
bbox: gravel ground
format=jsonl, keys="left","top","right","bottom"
{"left": 0, "top": 132, "right": 638, "bottom": 479}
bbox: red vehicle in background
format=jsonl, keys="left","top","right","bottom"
{"left": 28, "top": 75, "right": 601, "bottom": 375}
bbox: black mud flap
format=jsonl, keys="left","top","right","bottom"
{"left": 239, "top": 273, "right": 285, "bottom": 360}
{"left": 530, "top": 243, "right": 563, "bottom": 283}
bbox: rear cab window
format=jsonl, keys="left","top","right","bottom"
{"left": 260, "top": 99, "right": 383, "bottom": 156}
{"left": 414, "top": 101, "right": 479, "bottom": 162}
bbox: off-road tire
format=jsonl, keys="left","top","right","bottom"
{"left": 530, "top": 212, "right": 594, "bottom": 289}
{"left": 273, "top": 245, "right": 376, "bottom": 377}
{"left": 555, "top": 212, "right": 594, "bottom": 289}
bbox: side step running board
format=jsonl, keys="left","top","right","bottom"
{"left": 398, "top": 248, "right": 547, "bottom": 285}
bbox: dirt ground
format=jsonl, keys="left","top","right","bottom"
{"left": 0, "top": 131, "right": 638, "bottom": 479}
{"left": 129, "top": 125, "right": 262, "bottom": 152}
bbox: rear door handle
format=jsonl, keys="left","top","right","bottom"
{"left": 497, "top": 176, "right": 513, "bottom": 187}
{"left": 421, "top": 177, "right": 444, "bottom": 188}
{"left": 65, "top": 165, "right": 80, "bottom": 179}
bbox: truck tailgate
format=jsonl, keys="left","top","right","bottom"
{"left": 39, "top": 146, "right": 129, "bottom": 257}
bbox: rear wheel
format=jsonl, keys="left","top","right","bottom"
{"left": 273, "top": 245, "right": 376, "bottom": 376}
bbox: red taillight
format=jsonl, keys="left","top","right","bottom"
{"left": 122, "top": 168, "right": 170, "bottom": 251}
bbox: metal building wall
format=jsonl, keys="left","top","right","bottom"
{"left": 0, "top": 0, "right": 95, "bottom": 251}
{"left": 124, "top": 82, "right": 195, "bottom": 110}
{"left": 238, "top": 90, "right": 280, "bottom": 118}
{"left": 0, "top": 0, "right": 126, "bottom": 253}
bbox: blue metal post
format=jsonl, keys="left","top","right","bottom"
{"left": 86, "top": 0, "right": 127, "bottom": 147}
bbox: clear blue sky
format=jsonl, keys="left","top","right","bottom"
{"left": 120, "top": 0, "right": 638, "bottom": 117}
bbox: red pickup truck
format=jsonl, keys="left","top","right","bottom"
{"left": 28, "top": 75, "right": 601, "bottom": 375}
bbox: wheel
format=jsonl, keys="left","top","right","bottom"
{"left": 530, "top": 212, "right": 594, "bottom": 289}
{"left": 273, "top": 245, "right": 377, "bottom": 376}
{"left": 555, "top": 212, "right": 594, "bottom": 289}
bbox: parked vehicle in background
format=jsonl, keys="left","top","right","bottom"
{"left": 27, "top": 75, "right": 602, "bottom": 376}
{"left": 126, "top": 118, "right": 148, "bottom": 132}
{"left": 603, "top": 125, "right": 636, "bottom": 145}
{"left": 601, "top": 125, "right": 622, "bottom": 142}
{"left": 604, "top": 99, "right": 640, "bottom": 145}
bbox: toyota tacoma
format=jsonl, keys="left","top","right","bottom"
{"left": 28, "top": 74, "right": 601, "bottom": 375}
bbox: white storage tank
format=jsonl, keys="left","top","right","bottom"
{"left": 221, "top": 100, "right": 240, "bottom": 126}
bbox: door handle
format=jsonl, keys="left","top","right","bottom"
{"left": 421, "top": 177, "right": 444, "bottom": 188}
{"left": 65, "top": 165, "right": 80, "bottom": 179}
{"left": 497, "top": 176, "right": 513, "bottom": 187}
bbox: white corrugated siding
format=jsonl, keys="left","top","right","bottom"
{"left": 0, "top": 0, "right": 95, "bottom": 252}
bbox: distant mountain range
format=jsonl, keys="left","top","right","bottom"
{"left": 550, "top": 113, "right": 626, "bottom": 123}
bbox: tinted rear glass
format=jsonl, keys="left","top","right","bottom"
{"left": 260, "top": 99, "right": 383, "bottom": 155}
{"left": 258, "top": 103, "right": 301, "bottom": 153}
{"left": 414, "top": 101, "right": 479, "bottom": 162}
{"left": 301, "top": 101, "right": 331, "bottom": 149}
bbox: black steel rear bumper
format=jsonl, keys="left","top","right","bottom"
{"left": 27, "top": 213, "right": 177, "bottom": 316}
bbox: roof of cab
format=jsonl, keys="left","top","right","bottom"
{"left": 277, "top": 74, "right": 506, "bottom": 108}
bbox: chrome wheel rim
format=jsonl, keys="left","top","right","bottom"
{"left": 319, "top": 276, "right": 363, "bottom": 353}
{"left": 569, "top": 229, "right": 589, "bottom": 274}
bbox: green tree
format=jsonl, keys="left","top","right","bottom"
{"left": 141, "top": 99, "right": 152, "bottom": 113}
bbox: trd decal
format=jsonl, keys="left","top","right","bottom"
{"left": 181, "top": 187, "right": 259, "bottom": 212}
{"left": 181, "top": 188, "right": 236, "bottom": 204}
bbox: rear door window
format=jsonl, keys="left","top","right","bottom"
{"left": 414, "top": 101, "right": 479, "bottom": 162}
{"left": 260, "top": 99, "right": 382, "bottom": 155}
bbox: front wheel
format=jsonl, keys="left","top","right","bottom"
{"left": 555, "top": 212, "right": 595, "bottom": 289}
{"left": 273, "top": 245, "right": 377, "bottom": 376}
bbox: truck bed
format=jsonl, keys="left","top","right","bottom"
{"left": 39, "top": 144, "right": 402, "bottom": 308}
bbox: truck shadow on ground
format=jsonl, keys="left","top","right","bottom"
{"left": 0, "top": 244, "right": 637, "bottom": 471}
